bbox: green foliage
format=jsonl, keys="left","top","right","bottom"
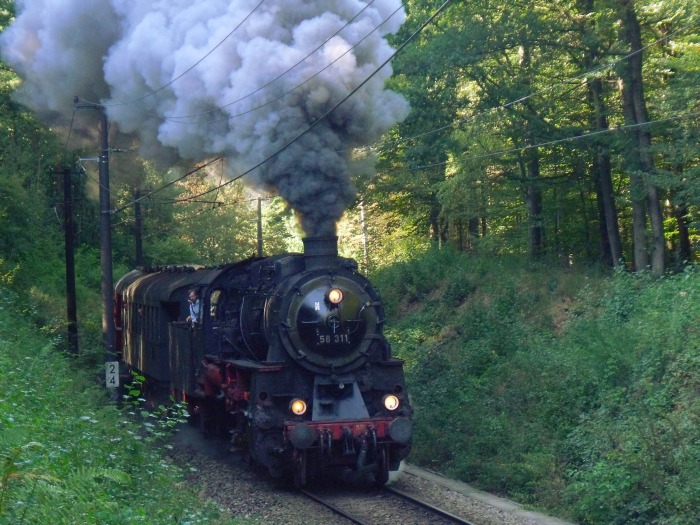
{"left": 0, "top": 285, "right": 241, "bottom": 525}
{"left": 378, "top": 245, "right": 699, "bottom": 524}
{"left": 561, "top": 267, "right": 700, "bottom": 524}
{"left": 0, "top": 176, "right": 34, "bottom": 259}
{"left": 0, "top": 258, "right": 18, "bottom": 286}
{"left": 145, "top": 236, "right": 200, "bottom": 265}
{"left": 121, "top": 371, "right": 190, "bottom": 445}
{"left": 0, "top": 0, "right": 14, "bottom": 30}
{"left": 371, "top": 0, "right": 700, "bottom": 265}
{"left": 107, "top": 163, "right": 298, "bottom": 269}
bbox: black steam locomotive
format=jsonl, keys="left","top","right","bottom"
{"left": 114, "top": 237, "right": 412, "bottom": 486}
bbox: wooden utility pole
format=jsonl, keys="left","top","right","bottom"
{"left": 97, "top": 108, "right": 116, "bottom": 364}
{"left": 134, "top": 188, "right": 144, "bottom": 266}
{"left": 359, "top": 201, "right": 370, "bottom": 273}
{"left": 61, "top": 167, "right": 79, "bottom": 354}
{"left": 257, "top": 197, "right": 263, "bottom": 257}
{"left": 75, "top": 97, "right": 116, "bottom": 366}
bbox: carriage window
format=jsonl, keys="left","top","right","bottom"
{"left": 209, "top": 290, "right": 222, "bottom": 319}
{"left": 162, "top": 301, "right": 180, "bottom": 323}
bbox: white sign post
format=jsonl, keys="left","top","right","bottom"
{"left": 106, "top": 361, "right": 119, "bottom": 388}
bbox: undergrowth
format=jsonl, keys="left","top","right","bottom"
{"left": 372, "top": 246, "right": 699, "bottom": 525}
{"left": 0, "top": 286, "right": 243, "bottom": 525}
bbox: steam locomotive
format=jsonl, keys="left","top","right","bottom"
{"left": 114, "top": 237, "right": 412, "bottom": 486}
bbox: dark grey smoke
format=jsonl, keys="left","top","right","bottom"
{"left": 1, "top": 0, "right": 408, "bottom": 236}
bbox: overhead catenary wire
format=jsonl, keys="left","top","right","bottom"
{"left": 112, "top": 172, "right": 273, "bottom": 229}
{"left": 110, "top": 157, "right": 223, "bottom": 214}
{"left": 379, "top": 110, "right": 700, "bottom": 177}
{"left": 140, "top": 195, "right": 273, "bottom": 240}
{"left": 361, "top": 22, "right": 697, "bottom": 155}
{"left": 114, "top": 111, "right": 699, "bottom": 237}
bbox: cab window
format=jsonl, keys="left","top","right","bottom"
{"left": 209, "top": 289, "right": 222, "bottom": 320}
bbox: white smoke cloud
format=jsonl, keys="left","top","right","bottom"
{"left": 1, "top": 0, "right": 408, "bottom": 236}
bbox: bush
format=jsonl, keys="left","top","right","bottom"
{"left": 562, "top": 267, "right": 700, "bottom": 524}
{"left": 0, "top": 285, "right": 241, "bottom": 525}
{"left": 378, "top": 246, "right": 699, "bottom": 524}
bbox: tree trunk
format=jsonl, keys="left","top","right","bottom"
{"left": 578, "top": 0, "right": 623, "bottom": 267}
{"left": 429, "top": 196, "right": 447, "bottom": 247}
{"left": 594, "top": 171, "right": 612, "bottom": 267}
{"left": 516, "top": 151, "right": 545, "bottom": 259}
{"left": 619, "top": 78, "right": 649, "bottom": 270}
{"left": 468, "top": 217, "right": 480, "bottom": 239}
{"left": 457, "top": 219, "right": 464, "bottom": 251}
{"left": 589, "top": 76, "right": 623, "bottom": 267}
{"left": 467, "top": 217, "right": 479, "bottom": 252}
{"left": 518, "top": 45, "right": 544, "bottom": 259}
{"left": 671, "top": 202, "right": 692, "bottom": 264}
{"left": 647, "top": 185, "right": 665, "bottom": 274}
{"left": 618, "top": 0, "right": 665, "bottom": 274}
{"left": 525, "top": 146, "right": 544, "bottom": 258}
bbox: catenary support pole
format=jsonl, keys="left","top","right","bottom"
{"left": 257, "top": 197, "right": 263, "bottom": 257}
{"left": 134, "top": 188, "right": 144, "bottom": 267}
{"left": 62, "top": 167, "right": 79, "bottom": 354}
{"left": 97, "top": 108, "right": 116, "bottom": 364}
{"left": 74, "top": 98, "right": 118, "bottom": 390}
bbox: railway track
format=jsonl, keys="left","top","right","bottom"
{"left": 386, "top": 485, "right": 478, "bottom": 524}
{"left": 300, "top": 485, "right": 479, "bottom": 525}
{"left": 171, "top": 424, "right": 575, "bottom": 525}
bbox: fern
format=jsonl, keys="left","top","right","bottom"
{"left": 0, "top": 430, "right": 50, "bottom": 515}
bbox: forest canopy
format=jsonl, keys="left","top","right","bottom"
{"left": 370, "top": 0, "right": 699, "bottom": 273}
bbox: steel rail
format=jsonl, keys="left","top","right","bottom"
{"left": 301, "top": 484, "right": 479, "bottom": 525}
{"left": 384, "top": 485, "right": 479, "bottom": 525}
{"left": 299, "top": 489, "right": 369, "bottom": 525}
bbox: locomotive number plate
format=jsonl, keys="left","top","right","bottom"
{"left": 317, "top": 334, "right": 350, "bottom": 344}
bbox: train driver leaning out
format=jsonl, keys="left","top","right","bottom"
{"left": 186, "top": 288, "right": 201, "bottom": 326}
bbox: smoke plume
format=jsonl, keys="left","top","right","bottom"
{"left": 1, "top": 0, "right": 408, "bottom": 236}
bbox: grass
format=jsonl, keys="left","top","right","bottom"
{"left": 0, "top": 285, "right": 243, "bottom": 525}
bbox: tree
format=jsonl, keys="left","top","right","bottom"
{"left": 385, "top": 0, "right": 594, "bottom": 258}
{"left": 375, "top": 4, "right": 463, "bottom": 245}
{"left": 365, "top": 0, "right": 698, "bottom": 267}
{"left": 614, "top": 0, "right": 665, "bottom": 274}
{"left": 567, "top": 0, "right": 624, "bottom": 267}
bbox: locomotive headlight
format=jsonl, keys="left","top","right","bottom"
{"left": 383, "top": 394, "right": 400, "bottom": 411}
{"left": 290, "top": 398, "right": 308, "bottom": 416}
{"left": 327, "top": 288, "right": 343, "bottom": 304}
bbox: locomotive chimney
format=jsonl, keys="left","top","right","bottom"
{"left": 303, "top": 236, "right": 339, "bottom": 270}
